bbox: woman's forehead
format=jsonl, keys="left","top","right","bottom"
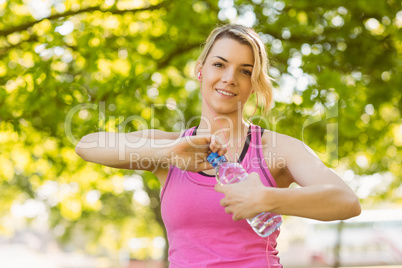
{"left": 207, "top": 38, "right": 254, "bottom": 64}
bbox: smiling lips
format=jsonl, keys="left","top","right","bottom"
{"left": 216, "top": 88, "right": 237, "bottom": 97}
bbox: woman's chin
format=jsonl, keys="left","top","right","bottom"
{"left": 210, "top": 105, "right": 241, "bottom": 116}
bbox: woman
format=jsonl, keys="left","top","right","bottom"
{"left": 76, "top": 24, "right": 361, "bottom": 267}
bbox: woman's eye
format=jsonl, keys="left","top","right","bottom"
{"left": 213, "top": 63, "right": 224, "bottom": 68}
{"left": 242, "top": 70, "right": 252, "bottom": 76}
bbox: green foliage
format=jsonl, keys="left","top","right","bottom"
{"left": 0, "top": 0, "right": 401, "bottom": 261}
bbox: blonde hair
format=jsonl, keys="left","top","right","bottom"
{"left": 195, "top": 24, "right": 273, "bottom": 113}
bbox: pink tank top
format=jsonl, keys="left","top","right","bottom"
{"left": 161, "top": 124, "right": 282, "bottom": 267}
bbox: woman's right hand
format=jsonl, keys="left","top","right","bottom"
{"left": 168, "top": 135, "right": 227, "bottom": 172}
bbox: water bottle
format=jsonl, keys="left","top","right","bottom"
{"left": 207, "top": 152, "right": 282, "bottom": 237}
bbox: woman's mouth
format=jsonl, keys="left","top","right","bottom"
{"left": 216, "top": 89, "right": 236, "bottom": 97}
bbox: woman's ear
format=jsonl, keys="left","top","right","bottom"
{"left": 195, "top": 62, "right": 202, "bottom": 78}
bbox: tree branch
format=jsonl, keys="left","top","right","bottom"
{"left": 0, "top": 2, "right": 166, "bottom": 37}
{"left": 158, "top": 43, "right": 201, "bottom": 69}
{"left": 0, "top": 35, "right": 38, "bottom": 57}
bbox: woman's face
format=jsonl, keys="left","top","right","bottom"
{"left": 200, "top": 38, "right": 254, "bottom": 116}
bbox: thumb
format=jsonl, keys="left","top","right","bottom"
{"left": 214, "top": 183, "right": 225, "bottom": 193}
{"left": 210, "top": 135, "right": 227, "bottom": 154}
{"left": 247, "top": 172, "right": 260, "bottom": 181}
{"left": 188, "top": 135, "right": 212, "bottom": 148}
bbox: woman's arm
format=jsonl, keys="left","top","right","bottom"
{"left": 75, "top": 130, "right": 178, "bottom": 170}
{"left": 267, "top": 134, "right": 361, "bottom": 220}
{"left": 215, "top": 133, "right": 361, "bottom": 221}
{"left": 75, "top": 130, "right": 227, "bottom": 173}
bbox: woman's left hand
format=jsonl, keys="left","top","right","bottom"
{"left": 214, "top": 172, "right": 268, "bottom": 221}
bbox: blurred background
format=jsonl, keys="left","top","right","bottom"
{"left": 0, "top": 0, "right": 401, "bottom": 267}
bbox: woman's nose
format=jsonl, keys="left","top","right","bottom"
{"left": 221, "top": 69, "right": 237, "bottom": 85}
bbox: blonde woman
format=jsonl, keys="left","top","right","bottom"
{"left": 76, "top": 24, "right": 361, "bottom": 267}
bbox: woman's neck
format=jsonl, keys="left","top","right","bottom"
{"left": 197, "top": 108, "right": 250, "bottom": 162}
{"left": 199, "top": 101, "right": 246, "bottom": 132}
{"left": 197, "top": 117, "right": 248, "bottom": 138}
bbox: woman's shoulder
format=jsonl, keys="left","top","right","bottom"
{"left": 259, "top": 129, "right": 300, "bottom": 186}
{"left": 260, "top": 128, "right": 301, "bottom": 150}
{"left": 260, "top": 128, "right": 318, "bottom": 163}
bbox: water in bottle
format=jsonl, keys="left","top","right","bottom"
{"left": 207, "top": 152, "right": 282, "bottom": 237}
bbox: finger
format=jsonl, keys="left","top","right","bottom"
{"left": 210, "top": 135, "right": 225, "bottom": 152}
{"left": 214, "top": 183, "right": 224, "bottom": 193}
{"left": 220, "top": 198, "right": 227, "bottom": 207}
{"left": 232, "top": 214, "right": 240, "bottom": 221}
{"left": 189, "top": 135, "right": 212, "bottom": 148}
{"left": 209, "top": 135, "right": 218, "bottom": 152}
{"left": 217, "top": 147, "right": 228, "bottom": 156}
{"left": 225, "top": 207, "right": 232, "bottom": 214}
{"left": 211, "top": 143, "right": 227, "bottom": 155}
{"left": 197, "top": 161, "right": 213, "bottom": 172}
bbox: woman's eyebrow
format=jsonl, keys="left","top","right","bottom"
{"left": 212, "top": 56, "right": 254, "bottom": 67}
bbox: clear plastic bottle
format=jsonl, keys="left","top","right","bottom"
{"left": 207, "top": 152, "right": 282, "bottom": 237}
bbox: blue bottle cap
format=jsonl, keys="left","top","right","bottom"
{"left": 207, "top": 152, "right": 219, "bottom": 163}
{"left": 207, "top": 152, "right": 227, "bottom": 168}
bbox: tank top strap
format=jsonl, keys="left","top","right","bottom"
{"left": 241, "top": 124, "right": 262, "bottom": 168}
{"left": 251, "top": 124, "right": 265, "bottom": 149}
{"left": 243, "top": 124, "right": 278, "bottom": 188}
{"left": 182, "top": 126, "right": 197, "bottom": 137}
